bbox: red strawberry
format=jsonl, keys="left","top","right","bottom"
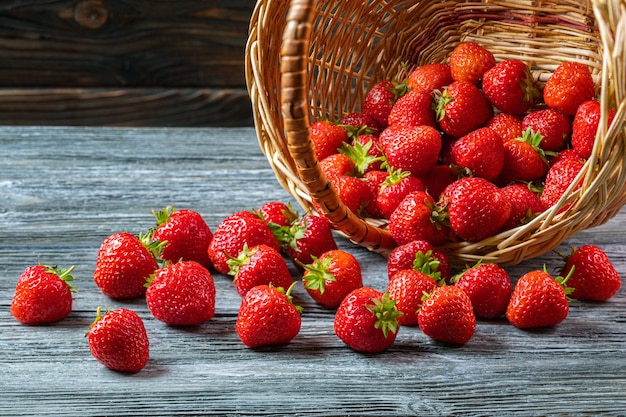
{"left": 407, "top": 63, "right": 453, "bottom": 94}
{"left": 387, "top": 89, "right": 436, "bottom": 128}
{"left": 450, "top": 127, "right": 505, "bottom": 181}
{"left": 152, "top": 206, "right": 213, "bottom": 269}
{"left": 208, "top": 210, "right": 280, "bottom": 274}
{"left": 379, "top": 124, "right": 442, "bottom": 177}
{"left": 302, "top": 249, "right": 363, "bottom": 308}
{"left": 387, "top": 269, "right": 439, "bottom": 326}
{"left": 388, "top": 191, "right": 449, "bottom": 246}
{"left": 94, "top": 232, "right": 161, "bottom": 299}
{"left": 540, "top": 158, "right": 585, "bottom": 213}
{"left": 310, "top": 120, "right": 349, "bottom": 162}
{"left": 498, "top": 128, "right": 549, "bottom": 184}
{"left": 363, "top": 80, "right": 407, "bottom": 128}
{"left": 11, "top": 264, "right": 76, "bottom": 324}
{"left": 499, "top": 183, "right": 545, "bottom": 231}
{"left": 482, "top": 59, "right": 540, "bottom": 115}
{"left": 256, "top": 201, "right": 298, "bottom": 229}
{"left": 334, "top": 287, "right": 402, "bottom": 353}
{"left": 560, "top": 245, "right": 621, "bottom": 301}
{"left": 485, "top": 113, "right": 523, "bottom": 143}
{"left": 543, "top": 61, "right": 596, "bottom": 116}
{"left": 453, "top": 263, "right": 512, "bottom": 319}
{"left": 87, "top": 307, "right": 149, "bottom": 373}
{"left": 522, "top": 108, "right": 571, "bottom": 152}
{"left": 434, "top": 81, "right": 493, "bottom": 138}
{"left": 448, "top": 42, "right": 496, "bottom": 84}
{"left": 339, "top": 112, "right": 381, "bottom": 137}
{"left": 571, "top": 99, "right": 616, "bottom": 159}
{"left": 442, "top": 177, "right": 511, "bottom": 242}
{"left": 327, "top": 173, "right": 375, "bottom": 216}
{"left": 375, "top": 168, "right": 426, "bottom": 219}
{"left": 387, "top": 240, "right": 451, "bottom": 283}
{"left": 146, "top": 260, "right": 216, "bottom": 326}
{"left": 549, "top": 148, "right": 586, "bottom": 167}
{"left": 227, "top": 244, "right": 292, "bottom": 297}
{"left": 319, "top": 153, "right": 356, "bottom": 178}
{"left": 236, "top": 283, "right": 302, "bottom": 348}
{"left": 506, "top": 269, "right": 572, "bottom": 329}
{"left": 420, "top": 164, "right": 459, "bottom": 202}
{"left": 418, "top": 285, "right": 476, "bottom": 345}
{"left": 362, "top": 169, "right": 389, "bottom": 218}
{"left": 283, "top": 214, "right": 338, "bottom": 267}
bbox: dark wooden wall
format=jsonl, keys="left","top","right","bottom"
{"left": 0, "top": 0, "right": 257, "bottom": 126}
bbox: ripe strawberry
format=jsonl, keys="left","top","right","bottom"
{"left": 418, "top": 285, "right": 476, "bottom": 345}
{"left": 450, "top": 127, "right": 505, "bottom": 181}
{"left": 420, "top": 164, "right": 460, "bottom": 202}
{"left": 544, "top": 61, "right": 596, "bottom": 116}
{"left": 310, "top": 120, "right": 349, "bottom": 162}
{"left": 11, "top": 264, "right": 76, "bottom": 324}
{"left": 379, "top": 124, "right": 442, "bottom": 177}
{"left": 407, "top": 63, "right": 453, "bottom": 94}
{"left": 256, "top": 201, "right": 298, "bottom": 229}
{"left": 571, "top": 99, "right": 616, "bottom": 159}
{"left": 375, "top": 167, "right": 425, "bottom": 219}
{"left": 87, "top": 307, "right": 149, "bottom": 373}
{"left": 283, "top": 214, "right": 338, "bottom": 267}
{"left": 363, "top": 80, "right": 407, "bottom": 128}
{"left": 522, "top": 108, "right": 571, "bottom": 152}
{"left": 453, "top": 263, "right": 512, "bottom": 319}
{"left": 326, "top": 173, "right": 375, "bottom": 216}
{"left": 442, "top": 177, "right": 512, "bottom": 242}
{"left": 236, "top": 283, "right": 302, "bottom": 348}
{"left": 387, "top": 89, "right": 436, "bottom": 128}
{"left": 499, "top": 183, "right": 545, "bottom": 231}
{"left": 227, "top": 244, "right": 292, "bottom": 297}
{"left": 302, "top": 249, "right": 363, "bottom": 308}
{"left": 434, "top": 81, "right": 493, "bottom": 138}
{"left": 448, "top": 42, "right": 496, "bottom": 84}
{"left": 498, "top": 128, "right": 549, "bottom": 184}
{"left": 208, "top": 210, "right": 280, "bottom": 274}
{"left": 387, "top": 240, "right": 451, "bottom": 283}
{"left": 506, "top": 269, "right": 572, "bottom": 329}
{"left": 388, "top": 191, "right": 449, "bottom": 246}
{"left": 560, "top": 245, "right": 621, "bottom": 301}
{"left": 540, "top": 158, "right": 585, "bottom": 213}
{"left": 549, "top": 148, "right": 586, "bottom": 167}
{"left": 339, "top": 112, "right": 381, "bottom": 137}
{"left": 94, "top": 232, "right": 161, "bottom": 299}
{"left": 362, "top": 169, "right": 389, "bottom": 218}
{"left": 334, "top": 287, "right": 402, "bottom": 353}
{"left": 146, "top": 260, "right": 216, "bottom": 326}
{"left": 151, "top": 206, "right": 213, "bottom": 269}
{"left": 319, "top": 153, "right": 357, "bottom": 178}
{"left": 482, "top": 59, "right": 540, "bottom": 115}
{"left": 485, "top": 113, "right": 523, "bottom": 143}
{"left": 387, "top": 269, "right": 439, "bottom": 326}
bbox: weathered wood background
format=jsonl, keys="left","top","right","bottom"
{"left": 0, "top": 0, "right": 256, "bottom": 126}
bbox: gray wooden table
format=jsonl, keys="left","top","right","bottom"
{"left": 1, "top": 126, "right": 624, "bottom": 416}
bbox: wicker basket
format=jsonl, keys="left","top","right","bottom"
{"left": 246, "top": 0, "right": 626, "bottom": 266}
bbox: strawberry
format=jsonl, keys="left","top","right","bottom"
{"left": 11, "top": 264, "right": 76, "bottom": 324}
{"left": 522, "top": 108, "right": 571, "bottom": 152}
{"left": 448, "top": 42, "right": 496, "bottom": 84}
{"left": 362, "top": 169, "right": 389, "bottom": 218}
{"left": 482, "top": 59, "right": 540, "bottom": 115}
{"left": 560, "top": 245, "right": 621, "bottom": 301}
{"left": 387, "top": 89, "right": 436, "bottom": 128}
{"left": 442, "top": 177, "right": 512, "bottom": 242}
{"left": 387, "top": 240, "right": 451, "bottom": 283}
{"left": 540, "top": 158, "right": 585, "bottom": 213}
{"left": 388, "top": 191, "right": 449, "bottom": 246}
{"left": 302, "top": 249, "right": 363, "bottom": 308}
{"left": 326, "top": 173, "right": 374, "bottom": 216}
{"left": 485, "top": 113, "right": 523, "bottom": 143}
{"left": 506, "top": 268, "right": 572, "bottom": 329}
{"left": 375, "top": 167, "right": 426, "bottom": 219}
{"left": 420, "top": 164, "right": 460, "bottom": 202}
{"left": 227, "top": 244, "right": 292, "bottom": 297}
{"left": 498, "top": 128, "right": 549, "bottom": 184}
{"left": 94, "top": 232, "right": 161, "bottom": 299}
{"left": 379, "top": 124, "right": 442, "bottom": 177}
{"left": 151, "top": 206, "right": 213, "bottom": 269}
{"left": 434, "top": 81, "right": 493, "bottom": 138}
{"left": 319, "top": 153, "right": 356, "bottom": 178}
{"left": 549, "top": 148, "right": 586, "bottom": 167}
{"left": 418, "top": 285, "right": 476, "bottom": 345}
{"left": 571, "top": 99, "right": 616, "bottom": 159}
{"left": 283, "top": 214, "right": 338, "bottom": 267}
{"left": 453, "top": 262, "right": 512, "bottom": 319}
{"left": 87, "top": 307, "right": 149, "bottom": 373}
{"left": 208, "top": 210, "right": 280, "bottom": 274}
{"left": 236, "top": 283, "right": 302, "bottom": 348}
{"left": 387, "top": 269, "right": 439, "bottom": 326}
{"left": 334, "top": 287, "right": 402, "bottom": 353}
{"left": 146, "top": 260, "right": 216, "bottom": 326}
{"left": 543, "top": 61, "right": 596, "bottom": 116}
{"left": 339, "top": 112, "right": 381, "bottom": 137}
{"left": 407, "top": 63, "right": 453, "bottom": 94}
{"left": 256, "top": 201, "right": 298, "bottom": 229}
{"left": 310, "top": 120, "right": 349, "bottom": 162}
{"left": 499, "top": 183, "right": 545, "bottom": 231}
{"left": 450, "top": 127, "right": 505, "bottom": 181}
{"left": 363, "top": 80, "right": 407, "bottom": 128}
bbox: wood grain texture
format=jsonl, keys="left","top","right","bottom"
{"left": 0, "top": 126, "right": 625, "bottom": 416}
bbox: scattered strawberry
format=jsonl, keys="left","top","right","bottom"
{"left": 453, "top": 262, "right": 512, "bottom": 319}
{"left": 482, "top": 59, "right": 540, "bottom": 115}
{"left": 407, "top": 63, "right": 453, "bottom": 94}
{"left": 571, "top": 99, "right": 616, "bottom": 159}
{"left": 543, "top": 61, "right": 596, "bottom": 116}
{"left": 387, "top": 240, "right": 451, "bottom": 283}
{"left": 448, "top": 42, "right": 496, "bottom": 85}
{"left": 540, "top": 158, "right": 585, "bottom": 213}
{"left": 302, "top": 249, "right": 363, "bottom": 308}
{"left": 334, "top": 287, "right": 402, "bottom": 353}
{"left": 236, "top": 283, "right": 302, "bottom": 348}
{"left": 310, "top": 120, "right": 349, "bottom": 162}
{"left": 227, "top": 243, "right": 292, "bottom": 297}
{"left": 499, "top": 183, "right": 545, "bottom": 231}
{"left": 388, "top": 191, "right": 449, "bottom": 246}
{"left": 87, "top": 307, "right": 150, "bottom": 373}
{"left": 450, "top": 127, "right": 505, "bottom": 181}
{"left": 283, "top": 214, "right": 338, "bottom": 267}
{"left": 387, "top": 269, "right": 439, "bottom": 326}
{"left": 379, "top": 124, "right": 442, "bottom": 177}
{"left": 522, "top": 108, "right": 571, "bottom": 152}
{"left": 418, "top": 285, "right": 476, "bottom": 345}
{"left": 560, "top": 245, "right": 621, "bottom": 301}
{"left": 11, "top": 264, "right": 76, "bottom": 325}
{"left": 387, "top": 89, "right": 436, "bottom": 128}
{"left": 363, "top": 80, "right": 407, "bottom": 128}
{"left": 434, "top": 81, "right": 493, "bottom": 138}
{"left": 485, "top": 113, "right": 523, "bottom": 143}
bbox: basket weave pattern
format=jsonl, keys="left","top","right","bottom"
{"left": 246, "top": 0, "right": 626, "bottom": 266}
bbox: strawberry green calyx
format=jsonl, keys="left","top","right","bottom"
{"left": 152, "top": 206, "right": 176, "bottom": 227}
{"left": 138, "top": 230, "right": 168, "bottom": 263}
{"left": 518, "top": 128, "right": 549, "bottom": 164}
{"left": 365, "top": 292, "right": 402, "bottom": 338}
{"left": 275, "top": 282, "right": 303, "bottom": 314}
{"left": 432, "top": 89, "right": 452, "bottom": 122}
{"left": 451, "top": 259, "right": 483, "bottom": 283}
{"left": 412, "top": 250, "right": 442, "bottom": 282}
{"left": 339, "top": 139, "right": 381, "bottom": 176}
{"left": 44, "top": 264, "right": 78, "bottom": 292}
{"left": 381, "top": 166, "right": 411, "bottom": 190}
{"left": 86, "top": 306, "right": 109, "bottom": 336}
{"left": 554, "top": 264, "right": 576, "bottom": 299}
{"left": 302, "top": 255, "right": 336, "bottom": 295}
{"left": 226, "top": 243, "right": 256, "bottom": 277}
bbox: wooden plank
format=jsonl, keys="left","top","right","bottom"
{"left": 0, "top": 126, "right": 624, "bottom": 416}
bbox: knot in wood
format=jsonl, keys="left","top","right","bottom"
{"left": 74, "top": 0, "right": 109, "bottom": 29}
